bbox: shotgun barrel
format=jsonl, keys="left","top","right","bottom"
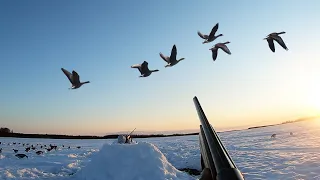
{"left": 193, "top": 96, "right": 244, "bottom": 180}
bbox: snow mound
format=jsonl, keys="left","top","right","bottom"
{"left": 72, "top": 142, "right": 197, "bottom": 180}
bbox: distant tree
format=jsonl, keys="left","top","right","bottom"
{"left": 0, "top": 127, "right": 11, "bottom": 134}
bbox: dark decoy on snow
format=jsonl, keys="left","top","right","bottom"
{"left": 198, "top": 23, "right": 223, "bottom": 44}
{"left": 15, "top": 154, "right": 28, "bottom": 159}
{"left": 159, "top": 44, "right": 185, "bottom": 68}
{"left": 61, "top": 68, "right": 90, "bottom": 89}
{"left": 209, "top": 42, "right": 232, "bottom": 61}
{"left": 264, "top": 32, "right": 288, "bottom": 52}
{"left": 36, "top": 151, "right": 44, "bottom": 155}
{"left": 13, "top": 149, "right": 18, "bottom": 153}
{"left": 131, "top": 61, "right": 159, "bottom": 77}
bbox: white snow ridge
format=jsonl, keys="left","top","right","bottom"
{"left": 71, "top": 142, "right": 197, "bottom": 180}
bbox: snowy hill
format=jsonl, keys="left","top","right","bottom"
{"left": 71, "top": 142, "right": 197, "bottom": 180}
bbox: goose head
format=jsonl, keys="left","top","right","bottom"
{"left": 178, "top": 58, "right": 185, "bottom": 62}
{"left": 151, "top": 69, "right": 159, "bottom": 72}
{"left": 224, "top": 41, "right": 230, "bottom": 44}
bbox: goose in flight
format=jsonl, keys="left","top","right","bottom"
{"left": 209, "top": 42, "right": 231, "bottom": 61}
{"left": 131, "top": 61, "right": 159, "bottom": 77}
{"left": 61, "top": 68, "right": 90, "bottom": 89}
{"left": 198, "top": 23, "right": 223, "bottom": 44}
{"left": 160, "top": 44, "right": 185, "bottom": 68}
{"left": 264, "top": 32, "right": 288, "bottom": 52}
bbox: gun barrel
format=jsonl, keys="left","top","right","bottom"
{"left": 193, "top": 96, "right": 244, "bottom": 180}
{"left": 128, "top": 128, "right": 136, "bottom": 136}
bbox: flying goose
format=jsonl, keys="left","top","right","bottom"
{"left": 198, "top": 23, "right": 223, "bottom": 44}
{"left": 131, "top": 61, "right": 159, "bottom": 77}
{"left": 61, "top": 68, "right": 90, "bottom": 89}
{"left": 159, "top": 44, "right": 185, "bottom": 68}
{"left": 264, "top": 32, "right": 288, "bottom": 52}
{"left": 209, "top": 42, "right": 231, "bottom": 61}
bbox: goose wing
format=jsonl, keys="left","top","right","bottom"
{"left": 217, "top": 43, "right": 231, "bottom": 55}
{"left": 211, "top": 48, "right": 218, "bottom": 61}
{"left": 131, "top": 64, "right": 142, "bottom": 74}
{"left": 159, "top": 53, "right": 170, "bottom": 63}
{"left": 272, "top": 35, "right": 288, "bottom": 50}
{"left": 61, "top": 68, "right": 73, "bottom": 84}
{"left": 266, "top": 38, "right": 275, "bottom": 52}
{"left": 197, "top": 31, "right": 209, "bottom": 39}
{"left": 72, "top": 71, "right": 80, "bottom": 84}
{"left": 170, "top": 44, "right": 177, "bottom": 62}
{"left": 208, "top": 23, "right": 219, "bottom": 39}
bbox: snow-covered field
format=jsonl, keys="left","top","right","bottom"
{"left": 1, "top": 120, "right": 320, "bottom": 180}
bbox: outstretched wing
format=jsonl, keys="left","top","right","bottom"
{"left": 267, "top": 38, "right": 275, "bottom": 52}
{"left": 131, "top": 64, "right": 142, "bottom": 74}
{"left": 159, "top": 53, "right": 170, "bottom": 63}
{"left": 61, "top": 68, "right": 73, "bottom": 84}
{"left": 170, "top": 44, "right": 177, "bottom": 62}
{"left": 197, "top": 31, "right": 208, "bottom": 39}
{"left": 208, "top": 23, "right": 219, "bottom": 39}
{"left": 211, "top": 48, "right": 218, "bottom": 61}
{"left": 217, "top": 43, "right": 231, "bottom": 55}
{"left": 273, "top": 35, "right": 288, "bottom": 50}
{"left": 72, "top": 71, "right": 80, "bottom": 84}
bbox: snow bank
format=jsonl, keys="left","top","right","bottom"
{"left": 72, "top": 142, "right": 197, "bottom": 180}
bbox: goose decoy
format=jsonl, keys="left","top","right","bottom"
{"left": 209, "top": 42, "right": 232, "bottom": 61}
{"left": 25, "top": 147, "right": 30, "bottom": 152}
{"left": 13, "top": 149, "right": 18, "bottom": 153}
{"left": 36, "top": 151, "right": 44, "bottom": 155}
{"left": 131, "top": 61, "right": 159, "bottom": 77}
{"left": 264, "top": 32, "right": 288, "bottom": 52}
{"left": 61, "top": 68, "right": 90, "bottom": 89}
{"left": 0, "top": 148, "right": 2, "bottom": 153}
{"left": 159, "top": 44, "right": 185, "bottom": 68}
{"left": 198, "top": 23, "right": 223, "bottom": 44}
{"left": 15, "top": 154, "right": 28, "bottom": 159}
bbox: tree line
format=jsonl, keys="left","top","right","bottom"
{"left": 0, "top": 127, "right": 198, "bottom": 139}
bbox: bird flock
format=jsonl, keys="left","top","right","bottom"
{"left": 61, "top": 22, "right": 288, "bottom": 88}
{"left": 0, "top": 141, "right": 81, "bottom": 159}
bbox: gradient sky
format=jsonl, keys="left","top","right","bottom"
{"left": 1, "top": 0, "right": 320, "bottom": 135}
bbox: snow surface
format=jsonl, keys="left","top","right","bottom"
{"left": 1, "top": 120, "right": 320, "bottom": 180}
{"left": 71, "top": 141, "right": 196, "bottom": 180}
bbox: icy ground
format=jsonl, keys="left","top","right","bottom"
{"left": 1, "top": 120, "right": 320, "bottom": 180}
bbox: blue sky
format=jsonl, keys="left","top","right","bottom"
{"left": 1, "top": 0, "right": 320, "bottom": 135}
